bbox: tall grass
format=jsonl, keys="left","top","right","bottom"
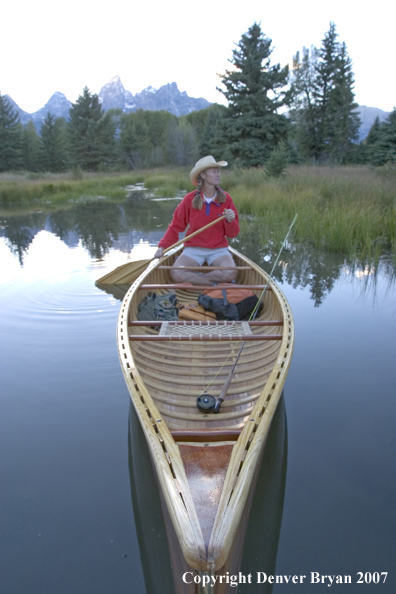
{"left": 222, "top": 166, "right": 396, "bottom": 259}
{"left": 1, "top": 165, "right": 395, "bottom": 258}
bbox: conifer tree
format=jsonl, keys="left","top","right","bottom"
{"left": 216, "top": 23, "right": 290, "bottom": 166}
{"left": 290, "top": 23, "right": 360, "bottom": 162}
{"left": 22, "top": 121, "right": 41, "bottom": 171}
{"left": 369, "top": 109, "right": 396, "bottom": 166}
{"left": 290, "top": 46, "right": 320, "bottom": 158}
{"left": 0, "top": 93, "right": 22, "bottom": 171}
{"left": 68, "top": 87, "right": 115, "bottom": 170}
{"left": 40, "top": 114, "right": 68, "bottom": 171}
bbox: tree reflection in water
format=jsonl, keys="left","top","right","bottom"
{"left": 1, "top": 197, "right": 395, "bottom": 306}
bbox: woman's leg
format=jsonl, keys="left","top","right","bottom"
{"left": 170, "top": 254, "right": 213, "bottom": 285}
{"left": 203, "top": 253, "right": 238, "bottom": 283}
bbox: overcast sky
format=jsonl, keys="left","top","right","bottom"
{"left": 2, "top": 0, "right": 395, "bottom": 114}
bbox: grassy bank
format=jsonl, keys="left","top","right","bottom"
{"left": 1, "top": 166, "right": 395, "bottom": 259}
{"left": 0, "top": 171, "right": 146, "bottom": 204}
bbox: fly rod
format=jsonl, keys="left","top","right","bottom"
{"left": 212, "top": 214, "right": 298, "bottom": 413}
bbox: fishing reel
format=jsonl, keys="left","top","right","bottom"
{"left": 196, "top": 394, "right": 223, "bottom": 414}
{"left": 196, "top": 394, "right": 216, "bottom": 413}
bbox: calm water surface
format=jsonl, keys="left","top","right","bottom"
{"left": 1, "top": 192, "right": 395, "bottom": 593}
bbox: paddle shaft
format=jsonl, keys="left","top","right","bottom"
{"left": 162, "top": 215, "right": 226, "bottom": 255}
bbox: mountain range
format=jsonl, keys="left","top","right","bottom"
{"left": 5, "top": 75, "right": 391, "bottom": 140}
{"left": 5, "top": 76, "right": 211, "bottom": 130}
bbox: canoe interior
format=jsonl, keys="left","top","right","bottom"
{"left": 128, "top": 249, "right": 284, "bottom": 431}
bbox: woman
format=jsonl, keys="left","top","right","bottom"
{"left": 154, "top": 156, "right": 240, "bottom": 285}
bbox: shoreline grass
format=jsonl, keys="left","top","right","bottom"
{"left": 1, "top": 165, "right": 395, "bottom": 259}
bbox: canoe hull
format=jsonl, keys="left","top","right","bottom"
{"left": 118, "top": 247, "right": 294, "bottom": 582}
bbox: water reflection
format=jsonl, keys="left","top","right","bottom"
{"left": 1, "top": 194, "right": 395, "bottom": 307}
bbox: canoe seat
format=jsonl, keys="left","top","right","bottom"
{"left": 171, "top": 429, "right": 241, "bottom": 443}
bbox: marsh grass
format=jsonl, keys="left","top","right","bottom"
{"left": 225, "top": 166, "right": 396, "bottom": 259}
{"left": 1, "top": 165, "right": 395, "bottom": 258}
{"left": 0, "top": 172, "right": 145, "bottom": 204}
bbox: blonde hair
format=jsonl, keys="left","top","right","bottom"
{"left": 192, "top": 173, "right": 226, "bottom": 209}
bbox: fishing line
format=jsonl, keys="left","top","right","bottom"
{"left": 198, "top": 214, "right": 298, "bottom": 408}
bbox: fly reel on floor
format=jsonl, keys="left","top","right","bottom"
{"left": 196, "top": 393, "right": 216, "bottom": 413}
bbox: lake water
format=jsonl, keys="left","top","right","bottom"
{"left": 1, "top": 191, "right": 395, "bottom": 593}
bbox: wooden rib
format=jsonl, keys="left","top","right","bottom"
{"left": 135, "top": 358, "right": 276, "bottom": 384}
{"left": 129, "top": 334, "right": 283, "bottom": 341}
{"left": 149, "top": 391, "right": 262, "bottom": 410}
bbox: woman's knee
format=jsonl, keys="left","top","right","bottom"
{"left": 170, "top": 266, "right": 185, "bottom": 283}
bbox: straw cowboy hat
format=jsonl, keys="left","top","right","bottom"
{"left": 189, "top": 155, "right": 228, "bottom": 186}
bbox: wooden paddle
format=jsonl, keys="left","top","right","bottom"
{"left": 96, "top": 215, "right": 226, "bottom": 286}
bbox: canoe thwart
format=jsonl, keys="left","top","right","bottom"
{"left": 158, "top": 266, "right": 251, "bottom": 270}
{"left": 139, "top": 284, "right": 271, "bottom": 291}
{"left": 128, "top": 320, "right": 284, "bottom": 326}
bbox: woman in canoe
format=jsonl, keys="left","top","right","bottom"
{"left": 154, "top": 155, "right": 240, "bottom": 285}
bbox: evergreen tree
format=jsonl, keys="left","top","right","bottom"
{"left": 119, "top": 110, "right": 152, "bottom": 169}
{"left": 197, "top": 104, "right": 228, "bottom": 159}
{"left": 22, "top": 121, "right": 41, "bottom": 171}
{"left": 369, "top": 109, "right": 396, "bottom": 166}
{"left": 0, "top": 93, "right": 22, "bottom": 171}
{"left": 290, "top": 23, "right": 360, "bottom": 162}
{"left": 68, "top": 87, "right": 115, "bottom": 170}
{"left": 313, "top": 22, "right": 340, "bottom": 157}
{"left": 40, "top": 114, "right": 68, "bottom": 171}
{"left": 216, "top": 23, "right": 290, "bottom": 167}
{"left": 326, "top": 41, "right": 360, "bottom": 161}
{"left": 289, "top": 46, "right": 320, "bottom": 158}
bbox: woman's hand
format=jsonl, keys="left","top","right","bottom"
{"left": 154, "top": 247, "right": 164, "bottom": 259}
{"left": 223, "top": 209, "right": 236, "bottom": 223}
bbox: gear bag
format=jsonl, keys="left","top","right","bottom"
{"left": 198, "top": 289, "right": 263, "bottom": 321}
{"left": 137, "top": 292, "right": 178, "bottom": 322}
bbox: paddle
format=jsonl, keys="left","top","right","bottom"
{"left": 96, "top": 215, "right": 226, "bottom": 286}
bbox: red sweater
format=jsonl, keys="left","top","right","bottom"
{"left": 158, "top": 190, "right": 240, "bottom": 250}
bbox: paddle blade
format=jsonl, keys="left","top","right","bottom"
{"left": 95, "top": 258, "right": 151, "bottom": 286}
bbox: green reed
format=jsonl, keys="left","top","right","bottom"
{"left": 224, "top": 166, "right": 395, "bottom": 259}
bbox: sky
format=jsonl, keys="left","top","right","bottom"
{"left": 2, "top": 0, "right": 395, "bottom": 114}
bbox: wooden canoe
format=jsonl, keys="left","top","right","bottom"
{"left": 117, "top": 246, "right": 294, "bottom": 591}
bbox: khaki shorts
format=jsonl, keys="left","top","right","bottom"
{"left": 181, "top": 247, "right": 231, "bottom": 266}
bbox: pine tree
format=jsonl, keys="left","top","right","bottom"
{"left": 369, "top": 109, "right": 396, "bottom": 166}
{"left": 40, "top": 114, "right": 68, "bottom": 171}
{"left": 290, "top": 23, "right": 361, "bottom": 162}
{"left": 216, "top": 23, "right": 290, "bottom": 167}
{"left": 0, "top": 93, "right": 22, "bottom": 171}
{"left": 290, "top": 46, "right": 320, "bottom": 158}
{"left": 325, "top": 42, "right": 360, "bottom": 161}
{"left": 68, "top": 87, "right": 115, "bottom": 170}
{"left": 22, "top": 121, "right": 41, "bottom": 171}
{"left": 313, "top": 22, "right": 339, "bottom": 157}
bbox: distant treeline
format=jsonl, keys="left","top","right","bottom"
{"left": 1, "top": 22, "right": 395, "bottom": 174}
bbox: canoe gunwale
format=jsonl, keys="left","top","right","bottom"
{"left": 117, "top": 246, "right": 294, "bottom": 571}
